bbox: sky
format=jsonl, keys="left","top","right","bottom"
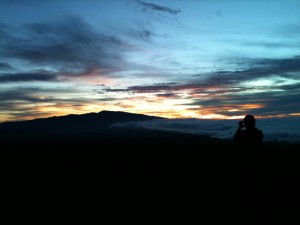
{"left": 0, "top": 0, "right": 300, "bottom": 122}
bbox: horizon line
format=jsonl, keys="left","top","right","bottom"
{"left": 1, "top": 109, "right": 300, "bottom": 124}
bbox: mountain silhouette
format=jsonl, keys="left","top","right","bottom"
{"left": 0, "top": 110, "right": 163, "bottom": 138}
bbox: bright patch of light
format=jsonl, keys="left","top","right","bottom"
{"left": 244, "top": 79, "right": 274, "bottom": 87}
{"left": 242, "top": 76, "right": 300, "bottom": 88}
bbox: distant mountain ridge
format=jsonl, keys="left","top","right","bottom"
{"left": 0, "top": 110, "right": 163, "bottom": 138}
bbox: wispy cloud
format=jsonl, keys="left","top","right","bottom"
{"left": 0, "top": 88, "right": 68, "bottom": 103}
{"left": 156, "top": 93, "right": 179, "bottom": 98}
{"left": 108, "top": 20, "right": 158, "bottom": 43}
{"left": 195, "top": 56, "right": 300, "bottom": 86}
{"left": 136, "top": 0, "right": 181, "bottom": 15}
{"left": 0, "top": 16, "right": 132, "bottom": 76}
{"left": 104, "top": 55, "right": 300, "bottom": 94}
{"left": 0, "top": 62, "right": 14, "bottom": 70}
{"left": 0, "top": 72, "right": 57, "bottom": 82}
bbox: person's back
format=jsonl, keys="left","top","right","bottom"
{"left": 233, "top": 115, "right": 263, "bottom": 147}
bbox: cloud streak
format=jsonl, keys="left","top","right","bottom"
{"left": 0, "top": 62, "right": 13, "bottom": 70}
{"left": 0, "top": 72, "right": 57, "bottom": 82}
{"left": 136, "top": 0, "right": 181, "bottom": 15}
{"left": 105, "top": 55, "right": 300, "bottom": 94}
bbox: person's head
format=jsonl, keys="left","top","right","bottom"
{"left": 243, "top": 114, "right": 256, "bottom": 128}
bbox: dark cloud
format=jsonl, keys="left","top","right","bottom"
{"left": 103, "top": 88, "right": 128, "bottom": 93}
{"left": 0, "top": 72, "right": 57, "bottom": 82}
{"left": 197, "top": 56, "right": 300, "bottom": 86}
{"left": 256, "top": 56, "right": 300, "bottom": 72}
{"left": 280, "top": 82, "right": 300, "bottom": 91}
{"left": 0, "top": 89, "right": 55, "bottom": 103}
{"left": 0, "top": 62, "right": 13, "bottom": 70}
{"left": 105, "top": 81, "right": 244, "bottom": 95}
{"left": 0, "top": 16, "right": 131, "bottom": 75}
{"left": 136, "top": 0, "right": 181, "bottom": 15}
{"left": 96, "top": 97, "right": 118, "bottom": 102}
{"left": 188, "top": 86, "right": 300, "bottom": 117}
{"left": 247, "top": 93, "right": 300, "bottom": 117}
{"left": 104, "top": 82, "right": 251, "bottom": 94}
{"left": 104, "top": 56, "right": 300, "bottom": 95}
{"left": 0, "top": 86, "right": 76, "bottom": 103}
{"left": 194, "top": 87, "right": 252, "bottom": 95}
{"left": 103, "top": 82, "right": 179, "bottom": 93}
{"left": 129, "top": 82, "right": 186, "bottom": 92}
{"left": 156, "top": 93, "right": 178, "bottom": 98}
{"left": 0, "top": 86, "right": 113, "bottom": 108}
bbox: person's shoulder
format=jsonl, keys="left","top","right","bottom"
{"left": 256, "top": 128, "right": 263, "bottom": 134}
{"left": 255, "top": 128, "right": 263, "bottom": 137}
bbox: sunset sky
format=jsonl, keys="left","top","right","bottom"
{"left": 1, "top": 0, "right": 300, "bottom": 122}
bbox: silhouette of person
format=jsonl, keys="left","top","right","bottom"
{"left": 233, "top": 115, "right": 263, "bottom": 147}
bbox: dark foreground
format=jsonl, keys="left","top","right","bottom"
{"left": 2, "top": 131, "right": 300, "bottom": 224}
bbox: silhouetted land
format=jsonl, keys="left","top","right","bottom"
{"left": 1, "top": 111, "right": 300, "bottom": 223}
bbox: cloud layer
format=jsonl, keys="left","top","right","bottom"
{"left": 110, "top": 117, "right": 300, "bottom": 143}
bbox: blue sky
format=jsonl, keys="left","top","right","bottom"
{"left": 0, "top": 0, "right": 300, "bottom": 122}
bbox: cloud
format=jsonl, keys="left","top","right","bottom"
{"left": 0, "top": 72, "right": 57, "bottom": 82}
{"left": 105, "top": 55, "right": 300, "bottom": 94}
{"left": 126, "top": 27, "right": 154, "bottom": 42}
{"left": 108, "top": 21, "right": 157, "bottom": 43}
{"left": 136, "top": 0, "right": 181, "bottom": 15}
{"left": 102, "top": 55, "right": 300, "bottom": 117}
{"left": 156, "top": 93, "right": 178, "bottom": 98}
{"left": 0, "top": 16, "right": 131, "bottom": 76}
{"left": 0, "top": 62, "right": 14, "bottom": 70}
{"left": 129, "top": 82, "right": 188, "bottom": 92}
{"left": 0, "top": 89, "right": 58, "bottom": 103}
{"left": 195, "top": 56, "right": 300, "bottom": 86}
{"left": 110, "top": 117, "right": 300, "bottom": 143}
{"left": 0, "top": 86, "right": 80, "bottom": 106}
{"left": 187, "top": 86, "right": 300, "bottom": 117}
{"left": 0, "top": 86, "right": 111, "bottom": 122}
{"left": 243, "top": 40, "right": 300, "bottom": 49}
{"left": 215, "top": 10, "right": 223, "bottom": 17}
